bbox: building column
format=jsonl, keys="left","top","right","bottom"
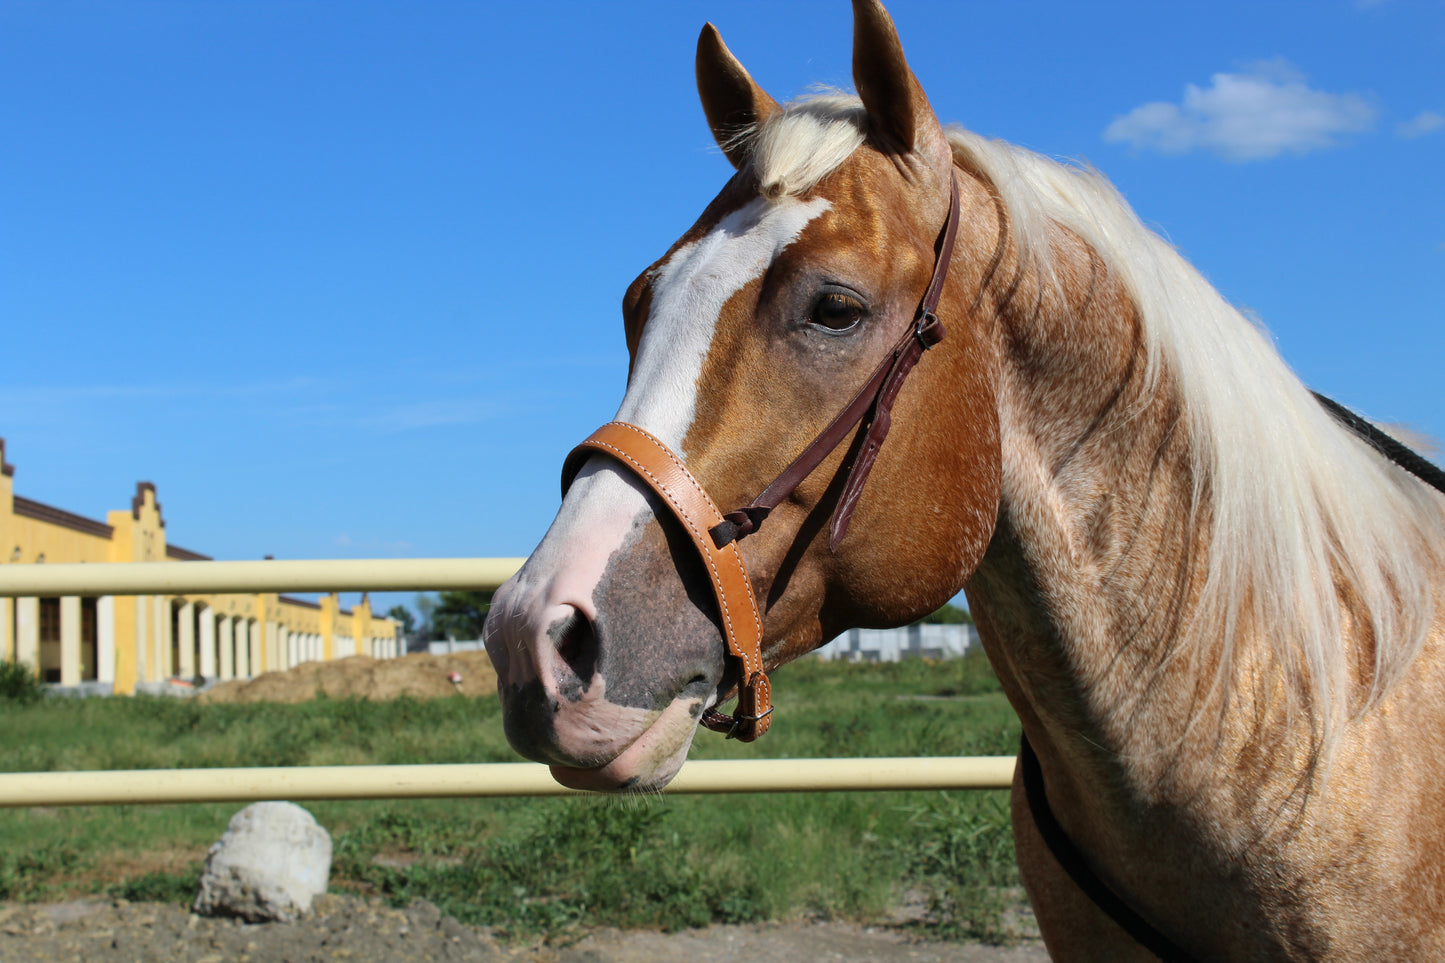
{"left": 177, "top": 601, "right": 196, "bottom": 679}
{"left": 147, "top": 595, "right": 164, "bottom": 682}
{"left": 218, "top": 617, "right": 235, "bottom": 680}
{"left": 97, "top": 596, "right": 115, "bottom": 683}
{"left": 234, "top": 620, "right": 250, "bottom": 678}
{"left": 59, "top": 596, "right": 81, "bottom": 686}
{"left": 1, "top": 597, "right": 12, "bottom": 662}
{"left": 15, "top": 596, "right": 38, "bottom": 669}
{"left": 158, "top": 597, "right": 173, "bottom": 679}
{"left": 198, "top": 607, "right": 216, "bottom": 679}
{"left": 249, "top": 620, "right": 262, "bottom": 677}
{"left": 134, "top": 595, "right": 150, "bottom": 683}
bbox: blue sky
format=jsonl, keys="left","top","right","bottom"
{"left": 3, "top": 1, "right": 1442, "bottom": 618}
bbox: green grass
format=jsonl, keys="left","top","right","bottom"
{"left": 0, "top": 653, "right": 1025, "bottom": 943}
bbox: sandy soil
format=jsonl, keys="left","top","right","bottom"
{"left": 0, "top": 895, "right": 1051, "bottom": 963}
{"left": 196, "top": 650, "right": 498, "bottom": 705}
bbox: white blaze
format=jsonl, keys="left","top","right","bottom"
{"left": 616, "top": 195, "right": 832, "bottom": 448}
{"left": 490, "top": 195, "right": 830, "bottom": 675}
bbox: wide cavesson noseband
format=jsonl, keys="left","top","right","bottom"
{"left": 560, "top": 174, "right": 962, "bottom": 742}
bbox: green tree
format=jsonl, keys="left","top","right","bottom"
{"left": 432, "top": 590, "right": 493, "bottom": 641}
{"left": 386, "top": 605, "right": 416, "bottom": 636}
{"left": 414, "top": 593, "right": 438, "bottom": 642}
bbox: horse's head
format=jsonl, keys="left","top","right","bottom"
{"left": 485, "top": 0, "right": 1002, "bottom": 791}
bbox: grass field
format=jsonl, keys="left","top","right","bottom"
{"left": 0, "top": 654, "right": 1024, "bottom": 943}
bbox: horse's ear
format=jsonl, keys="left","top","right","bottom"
{"left": 851, "top": 0, "right": 949, "bottom": 168}
{"left": 697, "top": 23, "right": 781, "bottom": 170}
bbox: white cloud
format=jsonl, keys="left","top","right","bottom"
{"left": 1104, "top": 59, "right": 1377, "bottom": 161}
{"left": 1398, "top": 110, "right": 1445, "bottom": 139}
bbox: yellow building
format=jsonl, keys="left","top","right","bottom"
{"left": 0, "top": 438, "right": 401, "bottom": 695}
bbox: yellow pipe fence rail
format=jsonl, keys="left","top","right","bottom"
{"left": 0, "top": 557, "right": 528, "bottom": 597}
{"left": 0, "top": 557, "right": 1016, "bottom": 802}
{"left": 0, "top": 757, "right": 1017, "bottom": 808}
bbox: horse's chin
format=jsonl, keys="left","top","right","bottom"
{"left": 547, "top": 695, "right": 706, "bottom": 793}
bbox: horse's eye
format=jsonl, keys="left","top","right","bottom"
{"left": 809, "top": 292, "right": 866, "bottom": 332}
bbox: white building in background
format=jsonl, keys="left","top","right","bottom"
{"left": 432, "top": 626, "right": 978, "bottom": 664}
{"left": 427, "top": 638, "right": 485, "bottom": 655}
{"left": 813, "top": 623, "right": 977, "bottom": 662}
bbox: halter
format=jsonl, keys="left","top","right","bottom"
{"left": 560, "top": 174, "right": 962, "bottom": 741}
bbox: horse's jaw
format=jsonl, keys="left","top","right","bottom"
{"left": 543, "top": 691, "right": 710, "bottom": 793}
{"left": 491, "top": 617, "right": 723, "bottom": 793}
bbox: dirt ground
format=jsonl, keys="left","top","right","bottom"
{"left": 196, "top": 650, "right": 498, "bottom": 704}
{"left": 0, "top": 894, "right": 1051, "bottom": 963}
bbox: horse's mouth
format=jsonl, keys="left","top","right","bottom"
{"left": 546, "top": 693, "right": 712, "bottom": 793}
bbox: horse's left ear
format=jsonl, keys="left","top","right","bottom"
{"left": 851, "top": 0, "right": 951, "bottom": 172}
{"left": 697, "top": 23, "right": 781, "bottom": 170}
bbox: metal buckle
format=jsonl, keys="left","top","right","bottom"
{"left": 914, "top": 312, "right": 941, "bottom": 350}
{"left": 723, "top": 705, "right": 775, "bottom": 740}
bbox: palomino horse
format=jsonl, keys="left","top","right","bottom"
{"left": 484, "top": 1, "right": 1445, "bottom": 958}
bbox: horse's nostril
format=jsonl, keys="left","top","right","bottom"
{"left": 552, "top": 609, "right": 599, "bottom": 682}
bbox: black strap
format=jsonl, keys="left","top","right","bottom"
{"left": 1312, "top": 392, "right": 1445, "bottom": 496}
{"left": 1020, "top": 735, "right": 1200, "bottom": 963}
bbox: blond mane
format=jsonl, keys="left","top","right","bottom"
{"left": 746, "top": 94, "right": 1445, "bottom": 746}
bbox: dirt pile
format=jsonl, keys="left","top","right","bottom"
{"left": 197, "top": 650, "right": 497, "bottom": 705}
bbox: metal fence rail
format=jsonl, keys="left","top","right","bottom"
{"left": 0, "top": 557, "right": 527, "bottom": 597}
{"left": 0, "top": 757, "right": 1017, "bottom": 807}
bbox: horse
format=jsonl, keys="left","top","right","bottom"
{"left": 483, "top": 1, "right": 1445, "bottom": 958}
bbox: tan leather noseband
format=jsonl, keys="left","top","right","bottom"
{"left": 560, "top": 175, "right": 961, "bottom": 742}
{"left": 561, "top": 422, "right": 773, "bottom": 739}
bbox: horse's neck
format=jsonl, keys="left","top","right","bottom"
{"left": 965, "top": 238, "right": 1233, "bottom": 796}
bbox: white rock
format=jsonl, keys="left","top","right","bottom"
{"left": 193, "top": 801, "right": 332, "bottom": 922}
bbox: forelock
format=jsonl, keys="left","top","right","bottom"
{"left": 741, "top": 92, "right": 868, "bottom": 199}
